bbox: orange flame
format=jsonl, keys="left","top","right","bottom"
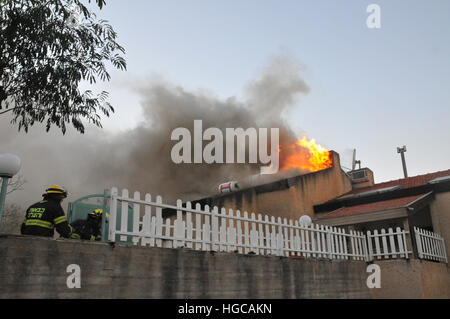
{"left": 280, "top": 135, "right": 333, "bottom": 172}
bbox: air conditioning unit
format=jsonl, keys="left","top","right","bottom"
{"left": 347, "top": 168, "right": 369, "bottom": 182}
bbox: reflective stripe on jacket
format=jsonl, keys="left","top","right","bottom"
{"left": 21, "top": 198, "right": 72, "bottom": 238}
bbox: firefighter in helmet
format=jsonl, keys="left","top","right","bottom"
{"left": 70, "top": 208, "right": 107, "bottom": 241}
{"left": 21, "top": 185, "right": 74, "bottom": 238}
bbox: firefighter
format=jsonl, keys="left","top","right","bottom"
{"left": 21, "top": 185, "right": 74, "bottom": 238}
{"left": 70, "top": 208, "right": 107, "bottom": 241}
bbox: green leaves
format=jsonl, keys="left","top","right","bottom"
{"left": 0, "top": 0, "right": 126, "bottom": 134}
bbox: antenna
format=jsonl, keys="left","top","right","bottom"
{"left": 351, "top": 149, "right": 361, "bottom": 170}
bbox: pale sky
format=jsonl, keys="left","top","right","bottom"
{"left": 73, "top": 0, "right": 450, "bottom": 183}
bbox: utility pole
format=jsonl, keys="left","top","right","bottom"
{"left": 397, "top": 146, "right": 408, "bottom": 178}
{"left": 352, "top": 149, "right": 356, "bottom": 170}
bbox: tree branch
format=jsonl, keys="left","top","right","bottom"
{"left": 5, "top": 175, "right": 27, "bottom": 195}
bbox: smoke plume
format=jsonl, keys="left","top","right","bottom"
{"left": 0, "top": 55, "right": 311, "bottom": 209}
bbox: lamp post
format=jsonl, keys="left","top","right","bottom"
{"left": 0, "top": 154, "right": 22, "bottom": 226}
{"left": 299, "top": 215, "right": 312, "bottom": 227}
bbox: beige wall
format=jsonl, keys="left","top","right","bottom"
{"left": 429, "top": 192, "right": 450, "bottom": 260}
{"left": 208, "top": 151, "right": 352, "bottom": 221}
{"left": 370, "top": 259, "right": 450, "bottom": 299}
{"left": 420, "top": 260, "right": 450, "bottom": 298}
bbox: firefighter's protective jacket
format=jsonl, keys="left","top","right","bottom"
{"left": 70, "top": 217, "right": 102, "bottom": 241}
{"left": 21, "top": 198, "right": 72, "bottom": 238}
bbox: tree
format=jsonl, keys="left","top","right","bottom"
{"left": 0, "top": 0, "right": 126, "bottom": 134}
{"left": 2, "top": 174, "right": 26, "bottom": 194}
{"left": 0, "top": 203, "right": 24, "bottom": 234}
{"left": 0, "top": 175, "right": 26, "bottom": 233}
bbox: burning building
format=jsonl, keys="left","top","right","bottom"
{"left": 185, "top": 141, "right": 450, "bottom": 262}
{"left": 191, "top": 139, "right": 352, "bottom": 221}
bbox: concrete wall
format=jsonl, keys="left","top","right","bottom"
{"left": 370, "top": 259, "right": 450, "bottom": 299}
{"left": 0, "top": 235, "right": 371, "bottom": 299}
{"left": 430, "top": 192, "right": 450, "bottom": 260}
{"left": 2, "top": 235, "right": 448, "bottom": 299}
{"left": 206, "top": 152, "right": 352, "bottom": 221}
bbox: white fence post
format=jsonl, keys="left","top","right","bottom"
{"left": 365, "top": 231, "right": 371, "bottom": 261}
{"left": 394, "top": 227, "right": 403, "bottom": 258}
{"left": 320, "top": 225, "right": 326, "bottom": 259}
{"left": 195, "top": 203, "right": 202, "bottom": 251}
{"left": 219, "top": 207, "right": 226, "bottom": 252}
{"left": 237, "top": 210, "right": 243, "bottom": 254}
{"left": 356, "top": 231, "right": 362, "bottom": 261}
{"left": 414, "top": 227, "right": 423, "bottom": 259}
{"left": 186, "top": 202, "right": 193, "bottom": 249}
{"left": 202, "top": 205, "right": 210, "bottom": 251}
{"left": 264, "top": 215, "right": 271, "bottom": 255}
{"left": 164, "top": 218, "right": 171, "bottom": 248}
{"left": 276, "top": 217, "right": 283, "bottom": 256}
{"left": 294, "top": 220, "right": 300, "bottom": 257}
{"left": 132, "top": 191, "right": 140, "bottom": 245}
{"left": 108, "top": 187, "right": 118, "bottom": 242}
{"left": 402, "top": 228, "right": 409, "bottom": 259}
{"left": 155, "top": 196, "right": 163, "bottom": 248}
{"left": 244, "top": 211, "right": 250, "bottom": 254}
{"left": 120, "top": 188, "right": 129, "bottom": 242}
{"left": 211, "top": 206, "right": 219, "bottom": 252}
{"left": 173, "top": 199, "right": 183, "bottom": 248}
{"left": 314, "top": 224, "right": 320, "bottom": 258}
{"left": 388, "top": 228, "right": 397, "bottom": 259}
{"left": 326, "top": 226, "right": 332, "bottom": 259}
{"left": 361, "top": 231, "right": 369, "bottom": 262}
{"left": 258, "top": 214, "right": 265, "bottom": 255}
{"left": 310, "top": 224, "right": 317, "bottom": 258}
{"left": 141, "top": 193, "right": 151, "bottom": 247}
{"left": 380, "top": 228, "right": 388, "bottom": 258}
{"left": 229, "top": 209, "right": 237, "bottom": 252}
{"left": 305, "top": 224, "right": 311, "bottom": 258}
{"left": 251, "top": 213, "right": 259, "bottom": 254}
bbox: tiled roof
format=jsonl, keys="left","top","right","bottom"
{"left": 342, "top": 169, "right": 450, "bottom": 197}
{"left": 320, "top": 169, "right": 450, "bottom": 219}
{"left": 322, "top": 194, "right": 426, "bottom": 219}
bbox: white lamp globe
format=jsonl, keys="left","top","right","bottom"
{"left": 0, "top": 154, "right": 21, "bottom": 177}
{"left": 299, "top": 215, "right": 312, "bottom": 227}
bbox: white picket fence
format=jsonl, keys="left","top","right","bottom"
{"left": 108, "top": 188, "right": 368, "bottom": 261}
{"left": 108, "top": 188, "right": 448, "bottom": 264}
{"left": 366, "top": 227, "right": 411, "bottom": 260}
{"left": 414, "top": 227, "right": 448, "bottom": 263}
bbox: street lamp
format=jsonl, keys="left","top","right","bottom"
{"left": 299, "top": 215, "right": 312, "bottom": 227}
{"left": 0, "top": 154, "right": 21, "bottom": 226}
